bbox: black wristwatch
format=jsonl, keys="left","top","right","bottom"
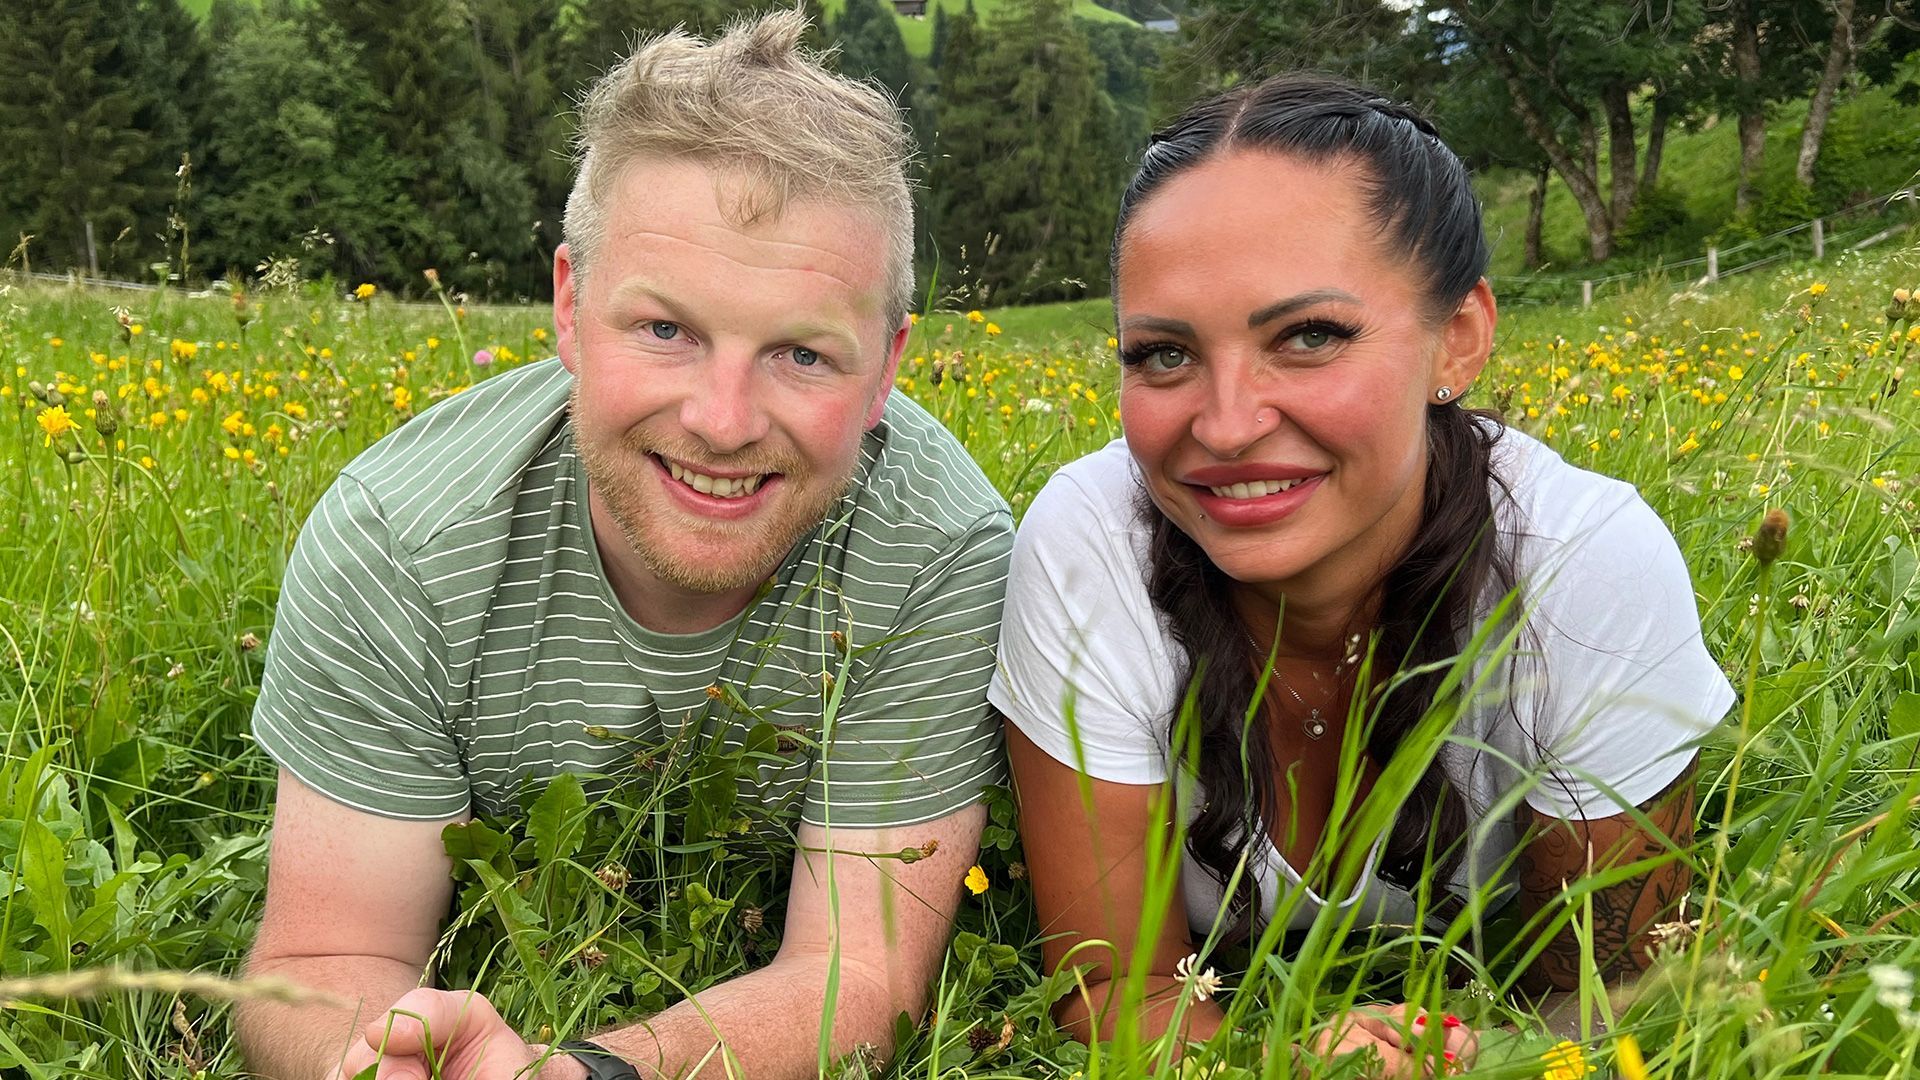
{"left": 556, "top": 1040, "right": 642, "bottom": 1080}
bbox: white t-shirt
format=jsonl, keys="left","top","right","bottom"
{"left": 989, "top": 429, "right": 1734, "bottom": 939}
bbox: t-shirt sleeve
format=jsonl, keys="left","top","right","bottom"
{"left": 251, "top": 475, "right": 468, "bottom": 819}
{"left": 801, "top": 511, "right": 1015, "bottom": 829}
{"left": 988, "top": 465, "right": 1175, "bottom": 785}
{"left": 1509, "top": 491, "right": 1734, "bottom": 820}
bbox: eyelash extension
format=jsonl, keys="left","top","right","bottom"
{"left": 1117, "top": 339, "right": 1182, "bottom": 368}
{"left": 1279, "top": 317, "right": 1363, "bottom": 345}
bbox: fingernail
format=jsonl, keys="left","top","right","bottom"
{"left": 1413, "top": 1015, "right": 1426, "bottom": 1026}
{"left": 1444, "top": 1051, "right": 1456, "bottom": 1062}
{"left": 1442, "top": 1014, "right": 1461, "bottom": 1029}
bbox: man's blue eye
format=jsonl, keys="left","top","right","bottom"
{"left": 792, "top": 346, "right": 822, "bottom": 367}
{"left": 647, "top": 321, "right": 679, "bottom": 340}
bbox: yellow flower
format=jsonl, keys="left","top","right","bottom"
{"left": 171, "top": 339, "right": 199, "bottom": 362}
{"left": 1808, "top": 282, "right": 1828, "bottom": 297}
{"left": 393, "top": 386, "right": 413, "bottom": 412}
{"left": 965, "top": 310, "right": 985, "bottom": 324}
{"left": 139, "top": 455, "right": 155, "bottom": 469}
{"left": 128, "top": 323, "right": 143, "bottom": 336}
{"left": 223, "top": 446, "right": 241, "bottom": 461}
{"left": 221, "top": 410, "right": 245, "bottom": 436}
{"left": 1729, "top": 365, "right": 1744, "bottom": 381}
{"left": 1541, "top": 1040, "right": 1594, "bottom": 1080}
{"left": 964, "top": 865, "right": 989, "bottom": 895}
{"left": 1614, "top": 1035, "right": 1649, "bottom": 1080}
{"left": 1677, "top": 435, "right": 1700, "bottom": 455}
{"left": 985, "top": 322, "right": 1002, "bottom": 336}
{"left": 354, "top": 282, "right": 377, "bottom": 300}
{"left": 36, "top": 405, "right": 75, "bottom": 445}
{"left": 1106, "top": 336, "right": 1119, "bottom": 350}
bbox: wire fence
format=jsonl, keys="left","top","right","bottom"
{"left": 1487, "top": 182, "right": 1920, "bottom": 307}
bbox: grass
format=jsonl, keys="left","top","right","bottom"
{"left": 817, "top": 0, "right": 1139, "bottom": 56}
{"left": 2, "top": 237, "right": 1919, "bottom": 1078}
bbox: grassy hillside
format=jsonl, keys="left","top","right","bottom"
{"left": 1477, "top": 83, "right": 1920, "bottom": 278}
{"left": 820, "top": 0, "right": 1138, "bottom": 55}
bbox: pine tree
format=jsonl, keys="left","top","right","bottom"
{"left": 0, "top": 0, "right": 153, "bottom": 276}
{"left": 833, "top": 0, "right": 916, "bottom": 102}
{"left": 928, "top": 0, "right": 1124, "bottom": 304}
{"left": 129, "top": 0, "right": 214, "bottom": 281}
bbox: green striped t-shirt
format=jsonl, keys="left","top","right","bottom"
{"left": 252, "top": 358, "right": 1012, "bottom": 828}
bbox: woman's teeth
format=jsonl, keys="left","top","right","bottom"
{"left": 1207, "top": 477, "right": 1305, "bottom": 500}
{"left": 665, "top": 458, "right": 765, "bottom": 499}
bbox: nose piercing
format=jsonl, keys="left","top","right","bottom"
{"left": 1254, "top": 406, "right": 1279, "bottom": 426}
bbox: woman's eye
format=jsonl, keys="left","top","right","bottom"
{"left": 1294, "top": 329, "right": 1330, "bottom": 350}
{"left": 790, "top": 346, "right": 823, "bottom": 368}
{"left": 646, "top": 321, "right": 680, "bottom": 341}
{"left": 1141, "top": 347, "right": 1187, "bottom": 373}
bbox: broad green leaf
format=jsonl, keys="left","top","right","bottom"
{"left": 19, "top": 818, "right": 72, "bottom": 955}
{"left": 526, "top": 773, "right": 587, "bottom": 865}
{"left": 1890, "top": 692, "right": 1920, "bottom": 743}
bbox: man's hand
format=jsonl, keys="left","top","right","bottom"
{"left": 329, "top": 988, "right": 587, "bottom": 1080}
{"left": 1307, "top": 1004, "right": 1477, "bottom": 1079}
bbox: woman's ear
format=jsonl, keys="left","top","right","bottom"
{"left": 1432, "top": 278, "right": 1497, "bottom": 400}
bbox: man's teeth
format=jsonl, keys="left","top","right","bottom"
{"left": 1207, "top": 477, "right": 1306, "bottom": 499}
{"left": 665, "top": 459, "right": 765, "bottom": 499}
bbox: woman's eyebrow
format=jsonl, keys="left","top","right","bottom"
{"left": 1247, "top": 289, "right": 1362, "bottom": 328}
{"left": 1118, "top": 315, "right": 1196, "bottom": 338}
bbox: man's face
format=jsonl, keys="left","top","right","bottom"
{"left": 554, "top": 159, "right": 907, "bottom": 598}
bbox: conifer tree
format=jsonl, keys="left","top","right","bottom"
{"left": 0, "top": 0, "right": 152, "bottom": 275}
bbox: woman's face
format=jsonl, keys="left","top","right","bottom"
{"left": 1115, "top": 149, "right": 1493, "bottom": 617}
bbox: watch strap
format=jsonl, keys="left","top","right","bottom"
{"left": 556, "top": 1040, "right": 643, "bottom": 1080}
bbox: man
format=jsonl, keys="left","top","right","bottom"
{"left": 234, "top": 12, "right": 1012, "bottom": 1079}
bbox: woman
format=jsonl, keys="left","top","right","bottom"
{"left": 988, "top": 74, "right": 1732, "bottom": 1074}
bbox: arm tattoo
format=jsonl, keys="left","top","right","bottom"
{"left": 1515, "top": 758, "right": 1697, "bottom": 993}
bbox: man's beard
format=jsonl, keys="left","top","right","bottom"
{"left": 572, "top": 390, "right": 856, "bottom": 596}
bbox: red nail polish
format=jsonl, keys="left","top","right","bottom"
{"left": 1413, "top": 1015, "right": 1426, "bottom": 1026}
{"left": 1444, "top": 1051, "right": 1456, "bottom": 1062}
{"left": 1442, "top": 1014, "right": 1461, "bottom": 1029}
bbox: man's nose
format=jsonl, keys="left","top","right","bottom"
{"left": 680, "top": 352, "right": 772, "bottom": 455}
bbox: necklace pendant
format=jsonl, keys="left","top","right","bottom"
{"left": 1303, "top": 712, "right": 1328, "bottom": 740}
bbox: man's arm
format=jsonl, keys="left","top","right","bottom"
{"left": 1514, "top": 757, "right": 1699, "bottom": 996}
{"left": 585, "top": 804, "right": 986, "bottom": 1079}
{"left": 235, "top": 771, "right": 461, "bottom": 1080}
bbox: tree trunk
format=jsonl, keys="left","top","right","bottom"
{"left": 1602, "top": 82, "right": 1637, "bottom": 230}
{"left": 1489, "top": 50, "right": 1613, "bottom": 261}
{"left": 1642, "top": 89, "right": 1674, "bottom": 193}
{"left": 1798, "top": 0, "right": 1857, "bottom": 188}
{"left": 1732, "top": 0, "right": 1764, "bottom": 214}
{"left": 1525, "top": 164, "right": 1549, "bottom": 270}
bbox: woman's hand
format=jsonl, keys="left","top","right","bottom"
{"left": 1306, "top": 1004, "right": 1476, "bottom": 1079}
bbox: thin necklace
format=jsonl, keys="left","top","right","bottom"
{"left": 1248, "top": 633, "right": 1357, "bottom": 741}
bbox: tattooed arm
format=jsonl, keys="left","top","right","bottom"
{"left": 1513, "top": 757, "right": 1698, "bottom": 994}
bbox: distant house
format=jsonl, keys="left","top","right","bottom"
{"left": 1143, "top": 18, "right": 1179, "bottom": 33}
{"left": 891, "top": 0, "right": 928, "bottom": 15}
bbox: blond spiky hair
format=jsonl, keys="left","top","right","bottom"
{"left": 563, "top": 8, "right": 916, "bottom": 327}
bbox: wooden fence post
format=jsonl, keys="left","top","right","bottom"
{"left": 1582, "top": 279, "right": 1593, "bottom": 308}
{"left": 1812, "top": 218, "right": 1825, "bottom": 260}
{"left": 1706, "top": 245, "right": 1718, "bottom": 283}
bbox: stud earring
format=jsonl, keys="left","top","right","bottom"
{"left": 1434, "top": 386, "right": 1453, "bottom": 403}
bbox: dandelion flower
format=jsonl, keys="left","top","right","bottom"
{"left": 966, "top": 310, "right": 985, "bottom": 324}
{"left": 964, "top": 865, "right": 989, "bottom": 895}
{"left": 985, "top": 322, "right": 1002, "bottom": 337}
{"left": 1808, "top": 282, "right": 1828, "bottom": 297}
{"left": 1614, "top": 1035, "right": 1648, "bottom": 1080}
{"left": 36, "top": 405, "right": 75, "bottom": 446}
{"left": 354, "top": 283, "right": 377, "bottom": 300}
{"left": 1541, "top": 1040, "right": 1594, "bottom": 1080}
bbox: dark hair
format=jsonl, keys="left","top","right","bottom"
{"left": 1113, "top": 73, "right": 1516, "bottom": 931}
